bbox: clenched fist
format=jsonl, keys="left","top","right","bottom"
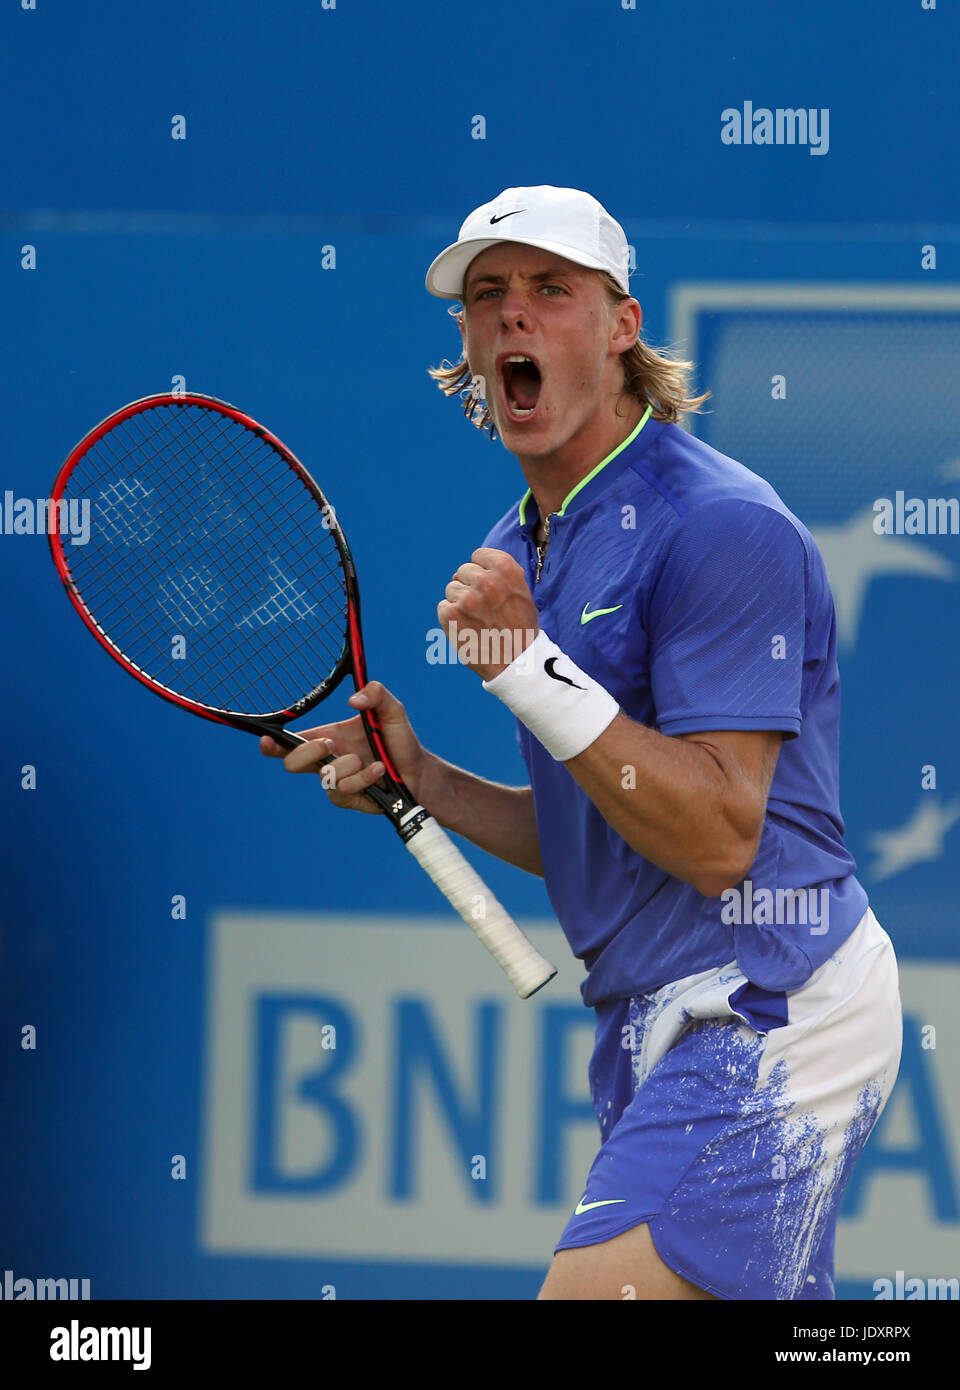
{"left": 437, "top": 547, "right": 539, "bottom": 681}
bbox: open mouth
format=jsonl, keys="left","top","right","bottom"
{"left": 499, "top": 355, "right": 543, "bottom": 420}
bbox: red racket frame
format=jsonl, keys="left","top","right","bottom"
{"left": 49, "top": 391, "right": 410, "bottom": 820}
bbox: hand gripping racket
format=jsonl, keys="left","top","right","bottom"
{"left": 49, "top": 392, "right": 556, "bottom": 998}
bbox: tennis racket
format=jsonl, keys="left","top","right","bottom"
{"left": 49, "top": 391, "right": 556, "bottom": 998}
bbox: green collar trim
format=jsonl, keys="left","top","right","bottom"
{"left": 517, "top": 405, "right": 653, "bottom": 526}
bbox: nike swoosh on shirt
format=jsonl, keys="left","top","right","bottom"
{"left": 581, "top": 603, "right": 624, "bottom": 625}
{"left": 575, "top": 1196, "right": 627, "bottom": 1215}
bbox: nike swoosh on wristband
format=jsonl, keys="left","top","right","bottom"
{"left": 575, "top": 1196, "right": 627, "bottom": 1215}
{"left": 544, "top": 657, "right": 585, "bottom": 690}
{"left": 581, "top": 603, "right": 624, "bottom": 625}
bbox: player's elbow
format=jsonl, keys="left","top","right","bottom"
{"left": 692, "top": 865, "right": 749, "bottom": 899}
{"left": 689, "top": 833, "right": 760, "bottom": 899}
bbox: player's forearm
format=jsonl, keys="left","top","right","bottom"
{"left": 566, "top": 713, "right": 761, "bottom": 897}
{"left": 412, "top": 752, "right": 543, "bottom": 876}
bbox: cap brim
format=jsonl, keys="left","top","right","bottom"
{"left": 425, "top": 236, "right": 613, "bottom": 299}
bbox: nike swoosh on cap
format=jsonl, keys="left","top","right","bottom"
{"left": 581, "top": 603, "right": 624, "bottom": 625}
{"left": 490, "top": 210, "right": 526, "bottom": 224}
{"left": 575, "top": 1196, "right": 627, "bottom": 1215}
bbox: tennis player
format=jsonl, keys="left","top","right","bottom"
{"left": 263, "top": 185, "right": 902, "bottom": 1301}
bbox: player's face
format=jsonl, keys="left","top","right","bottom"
{"left": 459, "top": 243, "right": 627, "bottom": 461}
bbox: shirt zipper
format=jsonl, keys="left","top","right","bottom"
{"left": 535, "top": 513, "right": 551, "bottom": 583}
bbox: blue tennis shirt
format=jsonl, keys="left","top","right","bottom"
{"left": 482, "top": 407, "right": 868, "bottom": 1006}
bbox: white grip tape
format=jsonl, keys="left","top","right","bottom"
{"left": 401, "top": 810, "right": 557, "bottom": 998}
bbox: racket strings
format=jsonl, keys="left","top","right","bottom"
{"left": 75, "top": 432, "right": 346, "bottom": 708}
{"left": 97, "top": 406, "right": 349, "bottom": 703}
{"left": 60, "top": 402, "right": 350, "bottom": 715}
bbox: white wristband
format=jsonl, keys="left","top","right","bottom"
{"left": 482, "top": 629, "right": 620, "bottom": 762}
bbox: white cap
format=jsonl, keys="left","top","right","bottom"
{"left": 425, "top": 185, "right": 631, "bottom": 299}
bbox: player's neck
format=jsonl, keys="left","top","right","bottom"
{"left": 518, "top": 398, "right": 646, "bottom": 523}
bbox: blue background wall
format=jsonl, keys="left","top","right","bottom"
{"left": 2, "top": 0, "right": 958, "bottom": 1300}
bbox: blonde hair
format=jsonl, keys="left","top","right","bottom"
{"left": 427, "top": 270, "right": 711, "bottom": 441}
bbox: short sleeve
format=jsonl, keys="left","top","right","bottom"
{"left": 648, "top": 500, "right": 806, "bottom": 738}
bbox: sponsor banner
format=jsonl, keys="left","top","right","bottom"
{"left": 203, "top": 913, "right": 959, "bottom": 1280}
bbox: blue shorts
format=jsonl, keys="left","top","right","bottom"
{"left": 555, "top": 908, "right": 902, "bottom": 1300}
